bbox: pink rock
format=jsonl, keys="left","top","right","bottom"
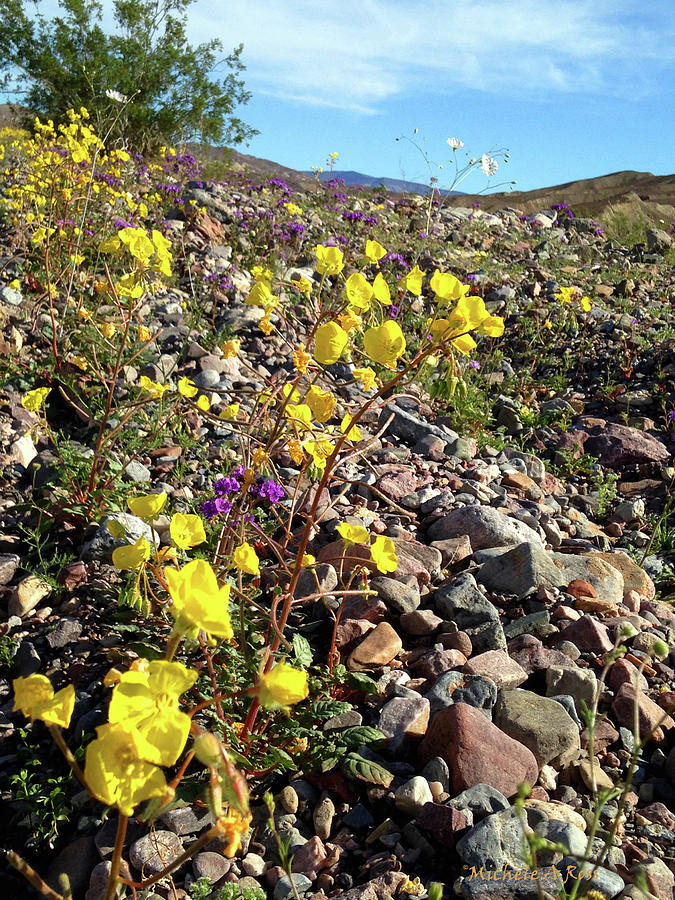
{"left": 292, "top": 835, "right": 327, "bottom": 880}
{"left": 335, "top": 619, "right": 373, "bottom": 652}
{"left": 584, "top": 422, "right": 670, "bottom": 469}
{"left": 318, "top": 540, "right": 376, "bottom": 573}
{"left": 377, "top": 696, "right": 430, "bottom": 752}
{"left": 463, "top": 650, "right": 528, "bottom": 690}
{"left": 347, "top": 622, "right": 403, "bottom": 671}
{"left": 411, "top": 649, "right": 467, "bottom": 680}
{"left": 607, "top": 658, "right": 649, "bottom": 693}
{"left": 560, "top": 615, "right": 614, "bottom": 652}
{"left": 625, "top": 589, "right": 642, "bottom": 612}
{"left": 418, "top": 703, "right": 539, "bottom": 798}
{"left": 640, "top": 599, "right": 675, "bottom": 629}
{"left": 611, "top": 683, "right": 675, "bottom": 743}
{"left": 430, "top": 536, "right": 473, "bottom": 567}
{"left": 374, "top": 467, "right": 418, "bottom": 502}
{"left": 552, "top": 605, "right": 582, "bottom": 622}
{"left": 341, "top": 594, "right": 387, "bottom": 623}
{"left": 415, "top": 803, "right": 468, "bottom": 849}
{"left": 390, "top": 538, "right": 442, "bottom": 584}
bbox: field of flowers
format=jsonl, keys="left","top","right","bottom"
{"left": 0, "top": 112, "right": 674, "bottom": 900}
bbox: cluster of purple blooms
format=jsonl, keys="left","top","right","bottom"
{"left": 342, "top": 211, "right": 378, "bottom": 226}
{"left": 201, "top": 467, "right": 285, "bottom": 520}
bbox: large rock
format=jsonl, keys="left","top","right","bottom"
{"left": 463, "top": 650, "right": 528, "bottom": 690}
{"left": 379, "top": 402, "right": 458, "bottom": 446}
{"left": 545, "top": 665, "right": 597, "bottom": 715}
{"left": 418, "top": 703, "right": 539, "bottom": 798}
{"left": 434, "top": 572, "right": 506, "bottom": 652}
{"left": 347, "top": 622, "right": 402, "bottom": 671}
{"left": 592, "top": 550, "right": 655, "bottom": 599}
{"left": 611, "top": 683, "right": 675, "bottom": 743}
{"left": 81, "top": 513, "right": 159, "bottom": 563}
{"left": 493, "top": 690, "right": 581, "bottom": 768}
{"left": 425, "top": 670, "right": 497, "bottom": 716}
{"left": 390, "top": 537, "right": 442, "bottom": 583}
{"left": 584, "top": 422, "right": 670, "bottom": 469}
{"left": 427, "top": 505, "right": 543, "bottom": 549}
{"left": 477, "top": 543, "right": 625, "bottom": 602}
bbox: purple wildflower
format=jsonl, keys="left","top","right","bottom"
{"left": 257, "top": 480, "right": 285, "bottom": 503}
{"left": 468, "top": 360, "right": 481, "bottom": 371}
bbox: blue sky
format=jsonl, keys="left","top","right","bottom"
{"left": 9, "top": 1, "right": 675, "bottom": 193}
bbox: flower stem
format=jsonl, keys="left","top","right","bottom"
{"left": 104, "top": 814, "right": 128, "bottom": 900}
{"left": 48, "top": 725, "right": 88, "bottom": 792}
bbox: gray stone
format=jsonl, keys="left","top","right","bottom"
{"left": 545, "top": 666, "right": 597, "bottom": 716}
{"left": 421, "top": 756, "right": 450, "bottom": 793}
{"left": 379, "top": 402, "right": 459, "bottom": 446}
{"left": 447, "top": 784, "right": 510, "bottom": 821}
{"left": 400, "top": 608, "right": 443, "bottom": 635}
{"left": 0, "top": 285, "right": 23, "bottom": 306}
{"left": 124, "top": 460, "right": 151, "bottom": 482}
{"left": 426, "top": 670, "right": 497, "bottom": 716}
{"left": 494, "top": 690, "right": 581, "bottom": 767}
{"left": 455, "top": 807, "right": 529, "bottom": 870}
{"left": 463, "top": 650, "right": 528, "bottom": 690}
{"left": 161, "top": 805, "right": 213, "bottom": 835}
{"left": 81, "top": 513, "right": 159, "bottom": 563}
{"left": 394, "top": 776, "right": 434, "bottom": 815}
{"left": 129, "top": 830, "right": 183, "bottom": 875}
{"left": 46, "top": 617, "right": 83, "bottom": 649}
{"left": 477, "top": 542, "right": 625, "bottom": 602}
{"left": 558, "top": 858, "right": 624, "bottom": 897}
{"left": 192, "top": 851, "right": 230, "bottom": 882}
{"left": 294, "top": 563, "right": 338, "bottom": 600}
{"left": 377, "top": 695, "right": 430, "bottom": 752}
{"left": 371, "top": 575, "right": 420, "bottom": 613}
{"left": 535, "top": 820, "right": 587, "bottom": 859}
{"left": 274, "top": 874, "right": 312, "bottom": 900}
{"left": 0, "top": 553, "right": 20, "bottom": 585}
{"left": 428, "top": 505, "right": 543, "bottom": 549}
{"left": 434, "top": 572, "right": 506, "bottom": 652}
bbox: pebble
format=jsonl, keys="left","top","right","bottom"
{"left": 129, "top": 831, "right": 184, "bottom": 876}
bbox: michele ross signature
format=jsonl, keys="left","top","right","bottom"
{"left": 463, "top": 864, "right": 600, "bottom": 884}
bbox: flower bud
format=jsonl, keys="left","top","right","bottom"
{"left": 620, "top": 624, "right": 637, "bottom": 639}
{"left": 193, "top": 732, "right": 223, "bottom": 768}
{"left": 651, "top": 639, "right": 669, "bottom": 661}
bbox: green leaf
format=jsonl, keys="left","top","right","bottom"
{"left": 340, "top": 726, "right": 386, "bottom": 748}
{"left": 262, "top": 746, "right": 296, "bottom": 771}
{"left": 126, "top": 642, "right": 163, "bottom": 660}
{"left": 320, "top": 756, "right": 339, "bottom": 773}
{"left": 346, "top": 671, "right": 379, "bottom": 694}
{"left": 311, "top": 699, "right": 352, "bottom": 719}
{"left": 292, "top": 634, "right": 312, "bottom": 667}
{"left": 342, "top": 752, "right": 393, "bottom": 787}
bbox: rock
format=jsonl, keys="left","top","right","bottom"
{"left": 583, "top": 422, "right": 670, "bottom": 469}
{"left": 377, "top": 696, "right": 430, "bottom": 752}
{"left": 47, "top": 835, "right": 98, "bottom": 898}
{"left": 278, "top": 785, "right": 299, "bottom": 814}
{"left": 412, "top": 647, "right": 467, "bottom": 679}
{"left": 647, "top": 227, "right": 673, "bottom": 252}
{"left": 611, "top": 683, "right": 675, "bottom": 743}
{"left": 545, "top": 666, "right": 597, "bottom": 715}
{"left": 560, "top": 615, "right": 614, "bottom": 652}
{"left": 463, "top": 650, "right": 528, "bottom": 690}
{"left": 81, "top": 513, "right": 159, "bottom": 563}
{"left": 10, "top": 433, "right": 38, "bottom": 466}
{"left": 434, "top": 572, "right": 506, "bottom": 653}
{"left": 418, "top": 702, "right": 539, "bottom": 798}
{"left": 242, "top": 852, "right": 267, "bottom": 876}
{"left": 336, "top": 871, "right": 407, "bottom": 900}
{"left": 508, "top": 635, "right": 575, "bottom": 675}
{"left": 375, "top": 467, "right": 417, "bottom": 501}
{"left": 592, "top": 551, "right": 655, "bottom": 599}
{"left": 455, "top": 807, "right": 529, "bottom": 871}
{"left": 347, "top": 622, "right": 403, "bottom": 671}
{"left": 192, "top": 851, "right": 230, "bottom": 882}
{"left": 161, "top": 805, "right": 213, "bottom": 835}
{"left": 447, "top": 784, "right": 510, "bottom": 820}
{"left": 477, "top": 543, "right": 625, "bottom": 603}
{"left": 390, "top": 537, "right": 442, "bottom": 582}
{"left": 371, "top": 575, "right": 420, "bottom": 613}
{"left": 8, "top": 575, "right": 52, "bottom": 617}
{"left": 45, "top": 617, "right": 83, "bottom": 649}
{"left": 0, "top": 553, "right": 20, "bottom": 585}
{"left": 379, "top": 402, "right": 458, "bottom": 446}
{"left": 292, "top": 835, "right": 327, "bottom": 880}
{"left": 124, "top": 460, "right": 151, "bottom": 482}
{"left": 431, "top": 535, "right": 474, "bottom": 566}
{"left": 400, "top": 608, "right": 443, "bottom": 635}
{"left": 494, "top": 690, "right": 581, "bottom": 767}
{"left": 415, "top": 802, "right": 468, "bottom": 848}
{"left": 313, "top": 794, "right": 335, "bottom": 840}
{"left": 426, "top": 670, "right": 497, "bottom": 716}
{"left": 274, "top": 874, "right": 313, "bottom": 899}
{"left": 394, "top": 776, "right": 434, "bottom": 815}
{"left": 558, "top": 858, "right": 624, "bottom": 898}
{"left": 637, "top": 856, "right": 675, "bottom": 900}
{"left": 523, "top": 799, "right": 587, "bottom": 831}
{"left": 294, "top": 563, "right": 338, "bottom": 600}
{"left": 129, "top": 830, "right": 184, "bottom": 876}
{"left": 86, "top": 860, "right": 131, "bottom": 900}
{"left": 428, "top": 505, "right": 543, "bottom": 549}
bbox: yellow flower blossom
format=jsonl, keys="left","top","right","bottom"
{"left": 344, "top": 272, "right": 373, "bottom": 311}
{"left": 364, "top": 239, "right": 386, "bottom": 264}
{"left": 429, "top": 269, "right": 470, "bottom": 305}
{"left": 291, "top": 276, "right": 312, "bottom": 296}
{"left": 314, "top": 322, "right": 348, "bottom": 365}
{"left": 233, "top": 542, "right": 261, "bottom": 576}
{"left": 363, "top": 320, "right": 406, "bottom": 369}
{"left": 164, "top": 558, "right": 234, "bottom": 639}
{"left": 84, "top": 723, "right": 167, "bottom": 816}
{"left": 196, "top": 394, "right": 211, "bottom": 412}
{"left": 338, "top": 310, "right": 362, "bottom": 333}
{"left": 221, "top": 339, "right": 240, "bottom": 358}
{"left": 352, "top": 367, "right": 378, "bottom": 392}
{"left": 293, "top": 344, "right": 312, "bottom": 373}
{"left": 256, "top": 663, "right": 309, "bottom": 709}
{"left": 71, "top": 355, "right": 88, "bottom": 371}
{"left": 337, "top": 522, "right": 370, "bottom": 545}
{"left": 259, "top": 314, "right": 274, "bottom": 335}
{"left": 178, "top": 376, "right": 199, "bottom": 398}
{"left": 370, "top": 535, "right": 398, "bottom": 574}
{"left": 314, "top": 244, "right": 344, "bottom": 276}
{"left": 21, "top": 387, "right": 51, "bottom": 412}
{"left": 372, "top": 272, "right": 391, "bottom": 305}
{"left": 127, "top": 493, "right": 167, "bottom": 520}
{"left": 404, "top": 264, "right": 426, "bottom": 296}
{"left": 13, "top": 674, "right": 75, "bottom": 728}
{"left": 220, "top": 403, "right": 240, "bottom": 421}
{"left": 341, "top": 413, "right": 363, "bottom": 442}
{"left": 252, "top": 447, "right": 270, "bottom": 469}
{"left": 170, "top": 513, "right": 206, "bottom": 550}
{"left": 112, "top": 536, "right": 151, "bottom": 571}
{"left": 306, "top": 385, "right": 337, "bottom": 423}
{"left": 288, "top": 438, "right": 304, "bottom": 465}
{"left": 100, "top": 323, "right": 116, "bottom": 339}
{"left": 138, "top": 325, "right": 152, "bottom": 342}
{"left": 285, "top": 403, "right": 313, "bottom": 432}
{"left": 140, "top": 375, "right": 169, "bottom": 400}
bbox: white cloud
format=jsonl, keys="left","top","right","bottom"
{"left": 191, "top": 0, "right": 675, "bottom": 111}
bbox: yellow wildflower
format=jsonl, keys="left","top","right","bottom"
{"left": 112, "top": 536, "right": 151, "bottom": 571}
{"left": 21, "top": 387, "right": 51, "bottom": 412}
{"left": 306, "top": 385, "right": 337, "bottom": 423}
{"left": 341, "top": 413, "right": 363, "bottom": 442}
{"left": 293, "top": 344, "right": 312, "bottom": 374}
{"left": 128, "top": 493, "right": 167, "bottom": 520}
{"left": 170, "top": 513, "right": 206, "bottom": 550}
{"left": 13, "top": 674, "right": 75, "bottom": 729}
{"left": 233, "top": 542, "right": 261, "bottom": 576}
{"left": 196, "top": 394, "right": 211, "bottom": 412}
{"left": 221, "top": 339, "right": 240, "bottom": 358}
{"left": 404, "top": 264, "right": 426, "bottom": 296}
{"left": 364, "top": 239, "right": 386, "bottom": 264}
{"left": 344, "top": 272, "right": 373, "bottom": 311}
{"left": 363, "top": 320, "right": 406, "bottom": 369}
{"left": 314, "top": 244, "right": 344, "bottom": 276}
{"left": 337, "top": 522, "right": 370, "bottom": 545}
{"left": 220, "top": 403, "right": 240, "bottom": 421}
{"left": 164, "top": 558, "right": 234, "bottom": 640}
{"left": 140, "top": 375, "right": 169, "bottom": 400}
{"left": 314, "top": 322, "right": 348, "bottom": 365}
{"left": 256, "top": 663, "right": 309, "bottom": 709}
{"left": 259, "top": 315, "right": 274, "bottom": 335}
{"left": 178, "top": 377, "right": 199, "bottom": 398}
{"left": 370, "top": 535, "right": 398, "bottom": 574}
{"left": 372, "top": 272, "right": 391, "bottom": 305}
{"left": 352, "top": 367, "right": 378, "bottom": 392}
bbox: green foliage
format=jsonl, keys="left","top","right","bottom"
{"left": 593, "top": 470, "right": 619, "bottom": 518}
{"left": 0, "top": 0, "right": 256, "bottom": 151}
{"left": 0, "top": 634, "right": 19, "bottom": 669}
